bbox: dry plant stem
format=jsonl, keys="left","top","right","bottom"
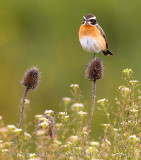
{"left": 18, "top": 87, "right": 29, "bottom": 129}
{"left": 14, "top": 87, "right": 29, "bottom": 144}
{"left": 42, "top": 141, "right": 45, "bottom": 160}
{"left": 86, "top": 80, "right": 96, "bottom": 142}
{"left": 82, "top": 80, "right": 96, "bottom": 156}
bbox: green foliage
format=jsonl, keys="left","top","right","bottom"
{"left": 0, "top": 69, "right": 141, "bottom": 160}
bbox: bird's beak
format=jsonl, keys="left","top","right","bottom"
{"left": 84, "top": 20, "right": 90, "bottom": 25}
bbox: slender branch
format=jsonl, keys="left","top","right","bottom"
{"left": 86, "top": 80, "right": 96, "bottom": 142}
{"left": 18, "top": 87, "right": 29, "bottom": 129}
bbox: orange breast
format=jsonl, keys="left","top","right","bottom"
{"left": 79, "top": 23, "right": 106, "bottom": 50}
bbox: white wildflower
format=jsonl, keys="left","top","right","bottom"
{"left": 70, "top": 84, "right": 79, "bottom": 88}
{"left": 29, "top": 153, "right": 36, "bottom": 158}
{"left": 69, "top": 135, "right": 78, "bottom": 142}
{"left": 72, "top": 103, "right": 84, "bottom": 111}
{"left": 13, "top": 128, "right": 22, "bottom": 135}
{"left": 24, "top": 132, "right": 32, "bottom": 140}
{"left": 122, "top": 68, "right": 133, "bottom": 76}
{"left": 130, "top": 109, "right": 138, "bottom": 113}
{"left": 7, "top": 125, "right": 16, "bottom": 131}
{"left": 40, "top": 121, "right": 49, "bottom": 129}
{"left": 90, "top": 141, "right": 100, "bottom": 146}
{"left": 105, "top": 138, "right": 111, "bottom": 145}
{"left": 77, "top": 111, "right": 87, "bottom": 117}
{"left": 44, "top": 110, "right": 54, "bottom": 116}
{"left": 129, "top": 80, "right": 138, "bottom": 86}
{"left": 97, "top": 98, "right": 108, "bottom": 106}
{"left": 62, "top": 97, "right": 71, "bottom": 104}
{"left": 35, "top": 115, "right": 43, "bottom": 120}
{"left": 128, "top": 135, "right": 140, "bottom": 142}
{"left": 59, "top": 112, "right": 67, "bottom": 116}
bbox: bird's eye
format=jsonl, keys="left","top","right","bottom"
{"left": 89, "top": 19, "right": 96, "bottom": 25}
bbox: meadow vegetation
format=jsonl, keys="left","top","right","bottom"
{"left": 0, "top": 68, "right": 140, "bottom": 160}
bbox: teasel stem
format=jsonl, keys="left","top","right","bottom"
{"left": 18, "top": 67, "right": 39, "bottom": 129}
{"left": 82, "top": 58, "right": 103, "bottom": 157}
{"left": 86, "top": 80, "right": 96, "bottom": 142}
{"left": 14, "top": 87, "right": 29, "bottom": 144}
{"left": 82, "top": 80, "right": 96, "bottom": 157}
{"left": 18, "top": 87, "right": 29, "bottom": 129}
{"left": 15, "top": 67, "right": 40, "bottom": 144}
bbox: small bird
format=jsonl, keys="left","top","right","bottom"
{"left": 79, "top": 14, "right": 113, "bottom": 58}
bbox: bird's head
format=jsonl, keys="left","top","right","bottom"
{"left": 82, "top": 14, "right": 97, "bottom": 26}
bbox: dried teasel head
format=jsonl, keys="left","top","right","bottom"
{"left": 21, "top": 67, "right": 40, "bottom": 89}
{"left": 86, "top": 58, "right": 103, "bottom": 81}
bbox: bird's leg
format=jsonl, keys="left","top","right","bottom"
{"left": 99, "top": 53, "right": 101, "bottom": 60}
{"left": 93, "top": 53, "right": 95, "bottom": 59}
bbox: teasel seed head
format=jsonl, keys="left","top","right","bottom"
{"left": 21, "top": 67, "right": 40, "bottom": 90}
{"left": 86, "top": 58, "right": 103, "bottom": 81}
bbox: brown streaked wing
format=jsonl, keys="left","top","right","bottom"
{"left": 96, "top": 24, "right": 109, "bottom": 49}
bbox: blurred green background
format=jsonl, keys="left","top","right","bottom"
{"left": 0, "top": 0, "right": 141, "bottom": 140}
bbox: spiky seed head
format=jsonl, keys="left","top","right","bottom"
{"left": 21, "top": 67, "right": 40, "bottom": 89}
{"left": 86, "top": 58, "right": 103, "bottom": 81}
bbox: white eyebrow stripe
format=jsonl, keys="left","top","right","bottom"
{"left": 83, "top": 16, "right": 96, "bottom": 20}
{"left": 83, "top": 16, "right": 86, "bottom": 19}
{"left": 88, "top": 16, "right": 96, "bottom": 20}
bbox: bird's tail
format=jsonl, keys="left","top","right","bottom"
{"left": 103, "top": 49, "right": 113, "bottom": 56}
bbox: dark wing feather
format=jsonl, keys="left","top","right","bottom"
{"left": 96, "top": 24, "right": 109, "bottom": 49}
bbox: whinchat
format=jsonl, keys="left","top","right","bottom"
{"left": 79, "top": 14, "right": 113, "bottom": 57}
